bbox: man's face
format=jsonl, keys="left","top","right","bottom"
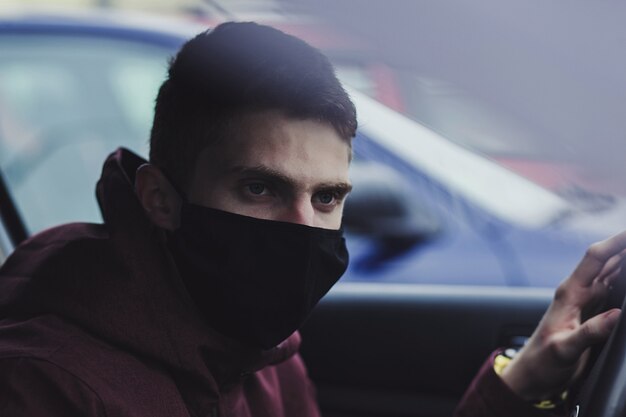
{"left": 187, "top": 110, "right": 352, "bottom": 230}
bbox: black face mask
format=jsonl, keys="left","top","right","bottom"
{"left": 167, "top": 203, "right": 349, "bottom": 350}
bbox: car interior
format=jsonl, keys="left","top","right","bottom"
{"left": 300, "top": 283, "right": 551, "bottom": 417}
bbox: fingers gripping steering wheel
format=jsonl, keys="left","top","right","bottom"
{"left": 574, "top": 265, "right": 626, "bottom": 417}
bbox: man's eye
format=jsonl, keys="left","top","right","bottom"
{"left": 316, "top": 192, "right": 336, "bottom": 205}
{"left": 247, "top": 183, "right": 267, "bottom": 195}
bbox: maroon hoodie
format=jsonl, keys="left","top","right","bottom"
{"left": 0, "top": 149, "right": 320, "bottom": 417}
{"left": 0, "top": 148, "right": 558, "bottom": 417}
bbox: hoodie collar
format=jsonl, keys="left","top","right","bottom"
{"left": 95, "top": 148, "right": 302, "bottom": 377}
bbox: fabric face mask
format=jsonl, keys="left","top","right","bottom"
{"left": 167, "top": 203, "right": 349, "bottom": 350}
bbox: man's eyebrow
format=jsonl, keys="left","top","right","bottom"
{"left": 230, "top": 165, "right": 297, "bottom": 188}
{"left": 230, "top": 165, "right": 352, "bottom": 193}
{"left": 316, "top": 182, "right": 353, "bottom": 196}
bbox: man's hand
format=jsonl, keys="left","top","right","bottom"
{"left": 500, "top": 231, "right": 626, "bottom": 401}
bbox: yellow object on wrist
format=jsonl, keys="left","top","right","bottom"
{"left": 493, "top": 352, "right": 567, "bottom": 410}
{"left": 493, "top": 353, "right": 511, "bottom": 376}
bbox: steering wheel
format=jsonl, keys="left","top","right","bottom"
{"left": 572, "top": 259, "right": 626, "bottom": 416}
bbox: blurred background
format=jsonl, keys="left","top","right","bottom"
{"left": 2, "top": 0, "right": 626, "bottom": 286}
{"left": 7, "top": 0, "right": 626, "bottom": 193}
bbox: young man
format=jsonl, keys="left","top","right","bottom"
{"left": 0, "top": 21, "right": 623, "bottom": 417}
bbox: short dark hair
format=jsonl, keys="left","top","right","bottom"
{"left": 149, "top": 21, "right": 357, "bottom": 191}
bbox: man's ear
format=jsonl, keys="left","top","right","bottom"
{"left": 135, "top": 164, "right": 182, "bottom": 231}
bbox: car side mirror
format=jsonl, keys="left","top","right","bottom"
{"left": 343, "top": 162, "right": 443, "bottom": 266}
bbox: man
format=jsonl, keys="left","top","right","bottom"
{"left": 0, "top": 21, "right": 623, "bottom": 417}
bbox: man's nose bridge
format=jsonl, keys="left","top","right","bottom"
{"left": 286, "top": 197, "right": 315, "bottom": 226}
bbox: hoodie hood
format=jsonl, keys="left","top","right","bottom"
{"left": 0, "top": 148, "right": 302, "bottom": 414}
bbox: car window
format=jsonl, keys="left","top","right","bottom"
{"left": 341, "top": 90, "right": 610, "bottom": 288}
{"left": 0, "top": 220, "right": 11, "bottom": 265}
{"left": 0, "top": 34, "right": 169, "bottom": 233}
{"left": 0, "top": 21, "right": 620, "bottom": 288}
